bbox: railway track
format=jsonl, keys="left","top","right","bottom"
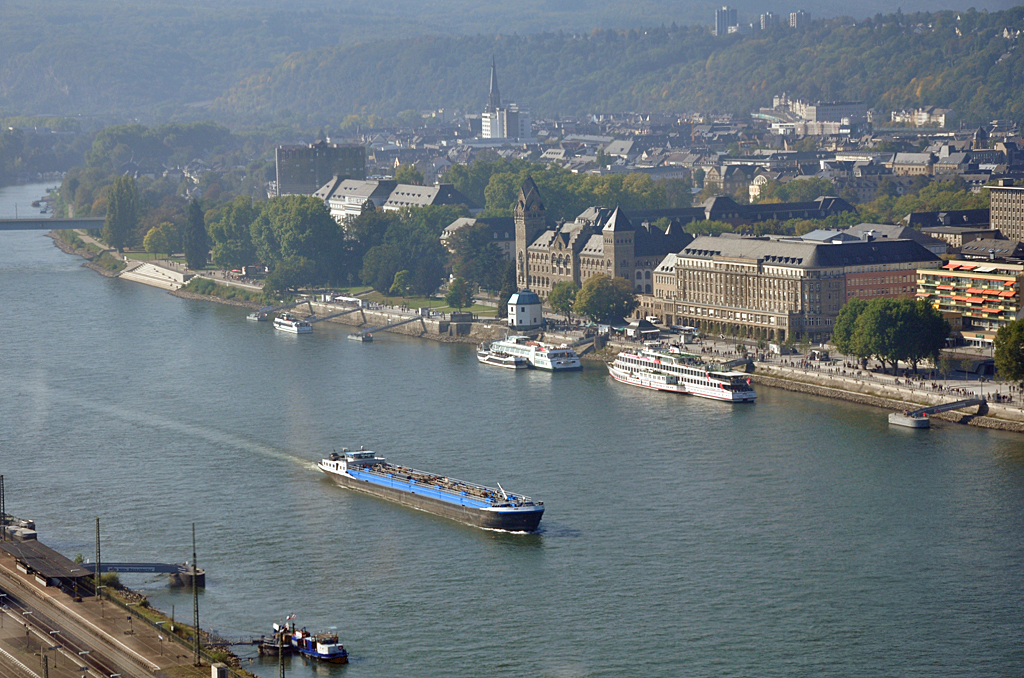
{"left": 0, "top": 585, "right": 138, "bottom": 678}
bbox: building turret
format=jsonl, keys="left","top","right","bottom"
{"left": 515, "top": 177, "right": 547, "bottom": 288}
{"left": 601, "top": 206, "right": 635, "bottom": 285}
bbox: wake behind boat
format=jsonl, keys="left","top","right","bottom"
{"left": 319, "top": 448, "right": 544, "bottom": 532}
{"left": 607, "top": 346, "right": 756, "bottom": 402}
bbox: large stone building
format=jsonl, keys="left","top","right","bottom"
{"left": 651, "top": 236, "right": 941, "bottom": 343}
{"left": 275, "top": 141, "right": 365, "bottom": 196}
{"left": 513, "top": 178, "right": 693, "bottom": 297}
{"left": 988, "top": 180, "right": 1024, "bottom": 241}
{"left": 315, "top": 179, "right": 475, "bottom": 223}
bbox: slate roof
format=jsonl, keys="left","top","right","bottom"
{"left": 680, "top": 236, "right": 941, "bottom": 269}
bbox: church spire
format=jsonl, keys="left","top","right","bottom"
{"left": 487, "top": 55, "right": 501, "bottom": 112}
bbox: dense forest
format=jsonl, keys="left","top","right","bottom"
{"left": 2, "top": 5, "right": 1024, "bottom": 127}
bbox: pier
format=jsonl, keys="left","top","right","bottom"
{"left": 889, "top": 398, "right": 988, "bottom": 428}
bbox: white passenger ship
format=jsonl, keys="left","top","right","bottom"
{"left": 273, "top": 312, "right": 313, "bottom": 334}
{"left": 485, "top": 336, "right": 581, "bottom": 371}
{"left": 607, "top": 346, "right": 756, "bottom": 402}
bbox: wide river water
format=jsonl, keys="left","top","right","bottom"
{"left": 2, "top": 183, "right": 1023, "bottom": 677}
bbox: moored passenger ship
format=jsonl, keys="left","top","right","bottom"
{"left": 273, "top": 312, "right": 312, "bottom": 334}
{"left": 485, "top": 335, "right": 581, "bottom": 371}
{"left": 318, "top": 448, "right": 544, "bottom": 532}
{"left": 607, "top": 347, "right": 756, "bottom": 402}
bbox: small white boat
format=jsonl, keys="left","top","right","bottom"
{"left": 477, "top": 349, "right": 529, "bottom": 369}
{"left": 347, "top": 332, "right": 372, "bottom": 342}
{"left": 273, "top": 312, "right": 312, "bottom": 334}
{"left": 247, "top": 309, "right": 270, "bottom": 322}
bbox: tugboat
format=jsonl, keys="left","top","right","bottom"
{"left": 257, "top": 621, "right": 295, "bottom": 657}
{"left": 291, "top": 628, "right": 348, "bottom": 664}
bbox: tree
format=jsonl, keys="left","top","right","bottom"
{"left": 903, "top": 300, "right": 950, "bottom": 372}
{"left": 143, "top": 222, "right": 176, "bottom": 255}
{"left": 183, "top": 199, "right": 209, "bottom": 270}
{"left": 445, "top": 277, "right": 474, "bottom": 310}
{"left": 832, "top": 298, "right": 870, "bottom": 365}
{"left": 496, "top": 261, "right": 516, "bottom": 319}
{"left": 389, "top": 270, "right": 411, "bottom": 297}
{"left": 994, "top": 319, "right": 1024, "bottom": 386}
{"left": 250, "top": 195, "right": 347, "bottom": 284}
{"left": 548, "top": 280, "right": 579, "bottom": 322}
{"left": 573, "top": 275, "right": 638, "bottom": 321}
{"left": 447, "top": 223, "right": 506, "bottom": 291}
{"left": 208, "top": 196, "right": 260, "bottom": 269}
{"left": 264, "top": 255, "right": 316, "bottom": 295}
{"left": 394, "top": 164, "right": 424, "bottom": 185}
{"left": 103, "top": 175, "right": 138, "bottom": 252}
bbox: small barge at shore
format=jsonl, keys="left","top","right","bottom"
{"left": 318, "top": 448, "right": 544, "bottom": 532}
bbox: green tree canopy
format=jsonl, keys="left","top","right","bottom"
{"left": 143, "top": 221, "right": 176, "bottom": 255}
{"left": 573, "top": 275, "right": 638, "bottom": 321}
{"left": 183, "top": 199, "right": 209, "bottom": 269}
{"left": 445, "top": 277, "right": 474, "bottom": 310}
{"left": 264, "top": 255, "right": 317, "bottom": 295}
{"left": 249, "top": 195, "right": 347, "bottom": 283}
{"left": 394, "top": 164, "right": 424, "bottom": 185}
{"left": 389, "top": 270, "right": 412, "bottom": 297}
{"left": 547, "top": 280, "right": 579, "bottom": 322}
{"left": 447, "top": 222, "right": 506, "bottom": 292}
{"left": 832, "top": 297, "right": 949, "bottom": 372}
{"left": 208, "top": 196, "right": 260, "bottom": 269}
{"left": 103, "top": 175, "right": 138, "bottom": 252}
{"left": 994, "top": 319, "right": 1024, "bottom": 386}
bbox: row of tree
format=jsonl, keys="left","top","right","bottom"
{"left": 832, "top": 297, "right": 950, "bottom": 372}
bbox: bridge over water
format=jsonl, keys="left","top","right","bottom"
{"left": 0, "top": 218, "right": 104, "bottom": 231}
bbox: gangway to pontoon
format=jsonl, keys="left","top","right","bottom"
{"left": 349, "top": 313, "right": 426, "bottom": 339}
{"left": 889, "top": 397, "right": 987, "bottom": 428}
{"left": 259, "top": 298, "right": 313, "bottom": 315}
{"left": 307, "top": 306, "right": 364, "bottom": 324}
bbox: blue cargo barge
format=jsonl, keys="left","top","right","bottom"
{"left": 318, "top": 448, "right": 544, "bottom": 532}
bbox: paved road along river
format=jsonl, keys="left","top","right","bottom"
{"left": 2, "top": 183, "right": 1023, "bottom": 677}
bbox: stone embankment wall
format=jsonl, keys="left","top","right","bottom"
{"left": 305, "top": 302, "right": 508, "bottom": 344}
{"left": 752, "top": 363, "right": 1024, "bottom": 433}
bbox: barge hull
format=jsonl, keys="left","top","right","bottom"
{"left": 324, "top": 473, "right": 543, "bottom": 532}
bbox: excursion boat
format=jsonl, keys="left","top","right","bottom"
{"left": 477, "top": 344, "right": 528, "bottom": 369}
{"left": 318, "top": 448, "right": 544, "bottom": 532}
{"left": 273, "top": 312, "right": 312, "bottom": 334}
{"left": 607, "top": 346, "right": 756, "bottom": 402}
{"left": 486, "top": 335, "right": 581, "bottom": 371}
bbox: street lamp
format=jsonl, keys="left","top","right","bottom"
{"left": 155, "top": 621, "right": 166, "bottom": 655}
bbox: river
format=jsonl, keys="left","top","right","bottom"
{"left": 1, "top": 184, "right": 1023, "bottom": 677}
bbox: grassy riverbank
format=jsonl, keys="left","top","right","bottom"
{"left": 182, "top": 277, "right": 266, "bottom": 304}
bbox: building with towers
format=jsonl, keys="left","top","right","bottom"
{"left": 481, "top": 57, "right": 531, "bottom": 140}
{"left": 513, "top": 178, "right": 693, "bottom": 298}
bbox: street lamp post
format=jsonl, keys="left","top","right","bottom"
{"left": 155, "top": 621, "right": 166, "bottom": 656}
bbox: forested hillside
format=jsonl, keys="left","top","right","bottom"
{"left": 2, "top": 5, "right": 1023, "bottom": 127}
{"left": 215, "top": 8, "right": 1024, "bottom": 126}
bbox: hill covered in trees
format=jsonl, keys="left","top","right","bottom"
{"left": 3, "top": 4, "right": 1024, "bottom": 128}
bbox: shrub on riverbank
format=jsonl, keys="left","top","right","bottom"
{"left": 92, "top": 251, "right": 126, "bottom": 273}
{"left": 184, "top": 277, "right": 265, "bottom": 304}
